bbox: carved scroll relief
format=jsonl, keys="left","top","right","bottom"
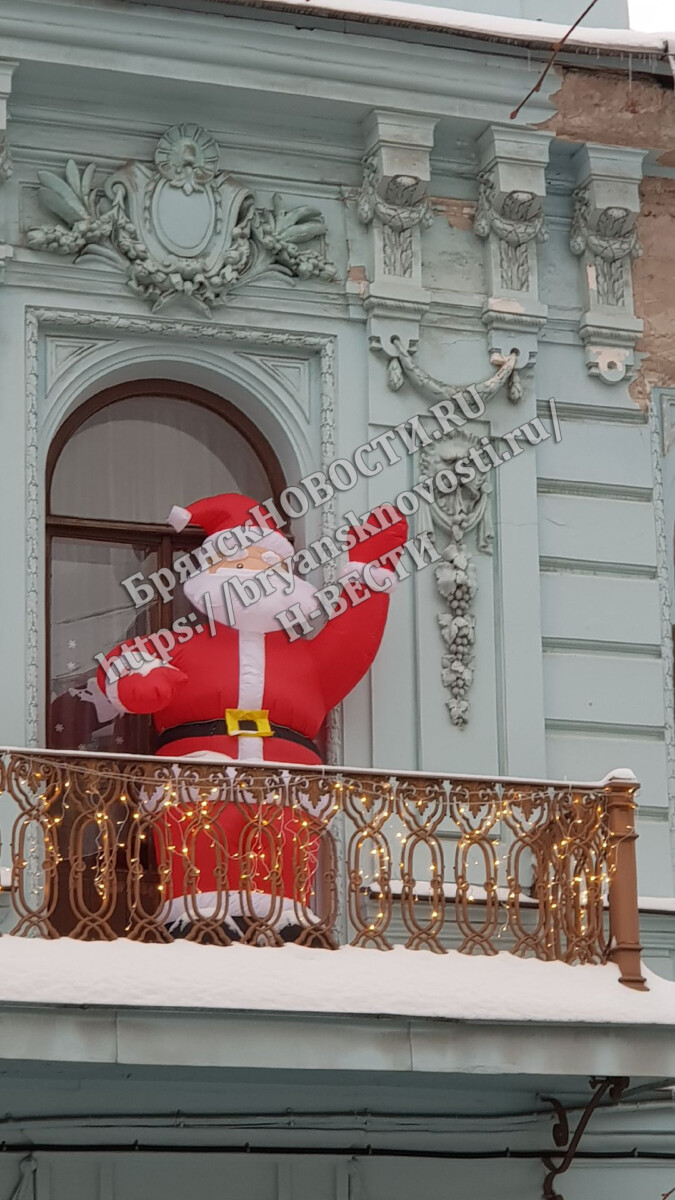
{"left": 474, "top": 126, "right": 552, "bottom": 370}
{"left": 474, "top": 169, "right": 547, "bottom": 293}
{"left": 569, "top": 144, "right": 645, "bottom": 385}
{"left": 358, "top": 153, "right": 434, "bottom": 281}
{"left": 356, "top": 110, "right": 437, "bottom": 360}
{"left": 26, "top": 124, "right": 336, "bottom": 314}
{"left": 0, "top": 59, "right": 17, "bottom": 184}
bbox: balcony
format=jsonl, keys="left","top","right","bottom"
{"left": 0, "top": 748, "right": 646, "bottom": 991}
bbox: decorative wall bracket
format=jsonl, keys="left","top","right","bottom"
{"left": 357, "top": 110, "right": 437, "bottom": 358}
{"left": 570, "top": 144, "right": 645, "bottom": 385}
{"left": 0, "top": 59, "right": 18, "bottom": 183}
{"left": 541, "top": 1077, "right": 629, "bottom": 1199}
{"left": 474, "top": 126, "right": 552, "bottom": 370}
{"left": 419, "top": 432, "right": 493, "bottom": 727}
{"left": 26, "top": 123, "right": 337, "bottom": 314}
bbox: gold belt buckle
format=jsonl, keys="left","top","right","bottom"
{"left": 226, "top": 708, "right": 273, "bottom": 737}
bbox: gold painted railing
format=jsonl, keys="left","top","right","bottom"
{"left": 0, "top": 749, "right": 646, "bottom": 989}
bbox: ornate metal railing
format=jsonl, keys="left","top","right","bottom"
{"left": 0, "top": 749, "right": 646, "bottom": 989}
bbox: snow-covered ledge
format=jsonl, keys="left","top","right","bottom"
{"left": 0, "top": 938, "right": 672, "bottom": 1024}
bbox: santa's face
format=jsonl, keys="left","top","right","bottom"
{"left": 183, "top": 543, "right": 324, "bottom": 636}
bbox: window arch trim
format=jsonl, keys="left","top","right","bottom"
{"left": 46, "top": 377, "right": 287, "bottom": 521}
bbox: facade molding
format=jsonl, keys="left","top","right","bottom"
{"left": 570, "top": 143, "right": 646, "bottom": 386}
{"left": 474, "top": 124, "right": 552, "bottom": 370}
{"left": 24, "top": 306, "right": 340, "bottom": 755}
{"left": 649, "top": 396, "right": 675, "bottom": 884}
{"left": 0, "top": 58, "right": 18, "bottom": 183}
{"left": 357, "top": 109, "right": 437, "bottom": 362}
{"left": 0, "top": 2, "right": 560, "bottom": 126}
{"left": 25, "top": 124, "right": 337, "bottom": 315}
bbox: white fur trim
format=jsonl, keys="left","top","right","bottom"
{"left": 216, "top": 525, "right": 294, "bottom": 560}
{"left": 105, "top": 657, "right": 170, "bottom": 714}
{"left": 167, "top": 505, "right": 191, "bottom": 532}
{"left": 236, "top": 631, "right": 265, "bottom": 763}
{"left": 165, "top": 892, "right": 320, "bottom": 929}
{"left": 339, "top": 560, "right": 367, "bottom": 582}
{"left": 178, "top": 750, "right": 234, "bottom": 763}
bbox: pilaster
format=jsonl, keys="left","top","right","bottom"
{"left": 474, "top": 125, "right": 552, "bottom": 370}
{"left": 0, "top": 59, "right": 18, "bottom": 183}
{"left": 570, "top": 143, "right": 646, "bottom": 385}
{"left": 357, "top": 109, "right": 437, "bottom": 364}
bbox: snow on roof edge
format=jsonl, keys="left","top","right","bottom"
{"left": 203, "top": 0, "right": 672, "bottom": 58}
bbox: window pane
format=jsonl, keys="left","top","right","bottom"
{"left": 51, "top": 394, "right": 274, "bottom": 521}
{"left": 49, "top": 539, "right": 158, "bottom": 754}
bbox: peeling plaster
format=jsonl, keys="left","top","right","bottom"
{"left": 430, "top": 197, "right": 476, "bottom": 232}
{"left": 486, "top": 297, "right": 526, "bottom": 314}
{"left": 541, "top": 67, "right": 675, "bottom": 164}
{"left": 631, "top": 176, "right": 675, "bottom": 411}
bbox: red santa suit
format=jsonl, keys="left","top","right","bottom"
{"left": 97, "top": 492, "right": 407, "bottom": 933}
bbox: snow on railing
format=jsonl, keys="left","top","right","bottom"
{"left": 0, "top": 748, "right": 646, "bottom": 989}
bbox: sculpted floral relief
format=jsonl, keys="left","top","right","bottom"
{"left": 26, "top": 124, "right": 337, "bottom": 314}
{"left": 419, "top": 433, "right": 493, "bottom": 729}
{"left": 357, "top": 151, "right": 434, "bottom": 280}
{"left": 570, "top": 182, "right": 641, "bottom": 308}
{"left": 474, "top": 167, "right": 547, "bottom": 293}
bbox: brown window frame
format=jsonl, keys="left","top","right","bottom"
{"left": 46, "top": 378, "right": 287, "bottom": 749}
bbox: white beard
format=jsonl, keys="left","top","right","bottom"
{"left": 183, "top": 566, "right": 325, "bottom": 637}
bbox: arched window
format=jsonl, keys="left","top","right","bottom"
{"left": 46, "top": 380, "right": 285, "bottom": 755}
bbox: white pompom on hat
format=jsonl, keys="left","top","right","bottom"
{"left": 167, "top": 493, "right": 293, "bottom": 559}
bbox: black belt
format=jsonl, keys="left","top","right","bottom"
{"left": 155, "top": 720, "right": 322, "bottom": 760}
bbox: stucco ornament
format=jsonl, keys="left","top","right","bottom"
{"left": 0, "top": 133, "right": 10, "bottom": 183}
{"left": 153, "top": 124, "right": 219, "bottom": 192}
{"left": 474, "top": 168, "right": 547, "bottom": 292}
{"left": 419, "top": 433, "right": 492, "bottom": 728}
{"left": 567, "top": 145, "right": 644, "bottom": 385}
{"left": 385, "top": 336, "right": 522, "bottom": 405}
{"left": 570, "top": 184, "right": 641, "bottom": 308}
{"left": 358, "top": 151, "right": 433, "bottom": 279}
{"left": 26, "top": 124, "right": 336, "bottom": 314}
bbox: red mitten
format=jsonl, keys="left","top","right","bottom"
{"left": 116, "top": 666, "right": 188, "bottom": 715}
{"left": 348, "top": 506, "right": 408, "bottom": 566}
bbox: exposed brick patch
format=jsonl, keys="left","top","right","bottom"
{"left": 347, "top": 265, "right": 368, "bottom": 283}
{"left": 630, "top": 176, "right": 675, "bottom": 410}
{"left": 430, "top": 197, "right": 476, "bottom": 231}
{"left": 540, "top": 67, "right": 675, "bottom": 162}
{"left": 541, "top": 67, "right": 675, "bottom": 409}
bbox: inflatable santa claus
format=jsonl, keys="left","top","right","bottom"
{"left": 97, "top": 492, "right": 407, "bottom": 941}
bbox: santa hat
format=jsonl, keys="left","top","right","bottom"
{"left": 167, "top": 493, "right": 294, "bottom": 560}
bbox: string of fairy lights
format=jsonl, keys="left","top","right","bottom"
{"left": 1, "top": 753, "right": 636, "bottom": 953}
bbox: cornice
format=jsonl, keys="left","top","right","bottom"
{"left": 4, "top": 259, "right": 616, "bottom": 346}
{"left": 0, "top": 0, "right": 558, "bottom": 125}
